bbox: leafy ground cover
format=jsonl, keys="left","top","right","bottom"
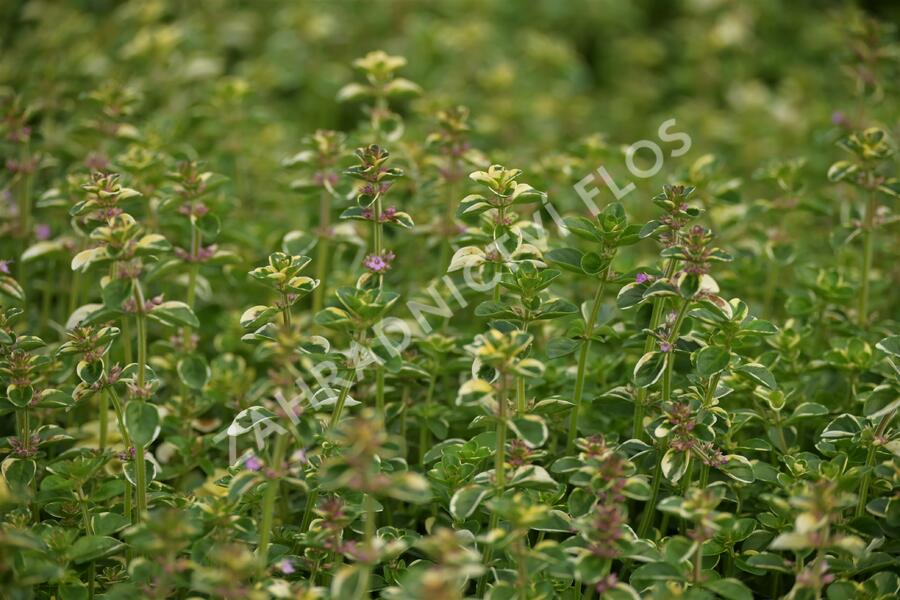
{"left": 1, "top": 1, "right": 899, "bottom": 599}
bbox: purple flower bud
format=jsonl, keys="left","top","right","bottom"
{"left": 244, "top": 455, "right": 263, "bottom": 472}
{"left": 635, "top": 272, "right": 650, "bottom": 284}
{"left": 34, "top": 223, "right": 51, "bottom": 240}
{"left": 660, "top": 341, "right": 672, "bottom": 353}
{"left": 0, "top": 259, "right": 11, "bottom": 274}
{"left": 278, "top": 558, "right": 295, "bottom": 574}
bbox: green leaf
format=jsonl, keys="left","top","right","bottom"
{"left": 58, "top": 583, "right": 89, "bottom": 600}
{"left": 661, "top": 448, "right": 689, "bottom": 483}
{"left": 630, "top": 561, "right": 686, "bottom": 587}
{"left": 617, "top": 281, "right": 649, "bottom": 310}
{"left": 735, "top": 363, "right": 777, "bottom": 389}
{"left": 228, "top": 406, "right": 279, "bottom": 435}
{"left": 177, "top": 355, "right": 210, "bottom": 390}
{"left": 0, "top": 274, "right": 25, "bottom": 302}
{"left": 576, "top": 554, "right": 612, "bottom": 584}
{"left": 6, "top": 383, "right": 34, "bottom": 407}
{"left": 71, "top": 247, "right": 110, "bottom": 272}
{"left": 719, "top": 455, "right": 755, "bottom": 484}
{"left": 787, "top": 402, "right": 829, "bottom": 422}
{"left": 69, "top": 535, "right": 125, "bottom": 564}
{"left": 239, "top": 305, "right": 279, "bottom": 329}
{"left": 679, "top": 273, "right": 701, "bottom": 298}
{"left": 876, "top": 335, "right": 900, "bottom": 358}
{"left": 827, "top": 160, "right": 858, "bottom": 182}
{"left": 148, "top": 301, "right": 200, "bottom": 328}
{"left": 22, "top": 240, "right": 65, "bottom": 263}
{"left": 92, "top": 511, "right": 131, "bottom": 536}
{"left": 820, "top": 413, "right": 863, "bottom": 439}
{"left": 385, "top": 472, "right": 432, "bottom": 503}
{"left": 545, "top": 247, "right": 585, "bottom": 274}
{"left": 634, "top": 351, "right": 667, "bottom": 388}
{"left": 101, "top": 278, "right": 132, "bottom": 309}
{"left": 3, "top": 458, "right": 37, "bottom": 493}
{"left": 509, "top": 415, "right": 549, "bottom": 448}
{"left": 547, "top": 337, "right": 580, "bottom": 358}
{"left": 125, "top": 402, "right": 160, "bottom": 447}
{"left": 76, "top": 360, "right": 104, "bottom": 385}
{"left": 228, "top": 470, "right": 261, "bottom": 502}
{"left": 508, "top": 465, "right": 557, "bottom": 489}
{"left": 694, "top": 346, "right": 731, "bottom": 377}
{"left": 704, "top": 577, "right": 753, "bottom": 600}
{"left": 450, "top": 484, "right": 491, "bottom": 520}
{"left": 580, "top": 251, "right": 605, "bottom": 275}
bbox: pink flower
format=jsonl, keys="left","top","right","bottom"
{"left": 659, "top": 341, "right": 671, "bottom": 353}
{"left": 34, "top": 223, "right": 51, "bottom": 240}
{"left": 635, "top": 272, "right": 650, "bottom": 284}
{"left": 0, "top": 259, "right": 11, "bottom": 274}
{"left": 364, "top": 255, "right": 387, "bottom": 272}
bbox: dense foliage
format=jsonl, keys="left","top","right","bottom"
{"left": 1, "top": 1, "right": 899, "bottom": 599}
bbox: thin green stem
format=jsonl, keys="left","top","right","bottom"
{"left": 762, "top": 261, "right": 779, "bottom": 317}
{"left": 39, "top": 260, "right": 54, "bottom": 333}
{"left": 703, "top": 372, "right": 722, "bottom": 408}
{"left": 16, "top": 408, "right": 30, "bottom": 453}
{"left": 121, "top": 317, "right": 133, "bottom": 365}
{"left": 183, "top": 219, "right": 201, "bottom": 360}
{"left": 858, "top": 190, "right": 876, "bottom": 327}
{"left": 360, "top": 492, "right": 378, "bottom": 599}
{"left": 638, "top": 447, "right": 664, "bottom": 539}
{"left": 373, "top": 192, "right": 383, "bottom": 256}
{"left": 78, "top": 485, "right": 96, "bottom": 599}
{"left": 99, "top": 393, "right": 108, "bottom": 451}
{"left": 329, "top": 374, "right": 355, "bottom": 428}
{"left": 495, "top": 373, "right": 508, "bottom": 490}
{"left": 515, "top": 376, "right": 526, "bottom": 417}
{"left": 186, "top": 219, "right": 200, "bottom": 308}
{"left": 313, "top": 189, "right": 331, "bottom": 315}
{"left": 661, "top": 298, "right": 691, "bottom": 404}
{"left": 375, "top": 366, "right": 385, "bottom": 415}
{"left": 106, "top": 386, "right": 131, "bottom": 447}
{"left": 16, "top": 141, "right": 32, "bottom": 283}
{"left": 516, "top": 317, "right": 531, "bottom": 417}
{"left": 131, "top": 281, "right": 148, "bottom": 525}
{"left": 567, "top": 272, "right": 610, "bottom": 452}
{"left": 693, "top": 539, "right": 704, "bottom": 583}
{"left": 133, "top": 282, "right": 147, "bottom": 389}
{"left": 257, "top": 432, "right": 289, "bottom": 578}
{"left": 300, "top": 489, "right": 318, "bottom": 532}
{"left": 478, "top": 372, "right": 508, "bottom": 596}
{"left": 856, "top": 410, "right": 895, "bottom": 517}
{"left": 418, "top": 373, "right": 437, "bottom": 465}
{"left": 134, "top": 439, "right": 146, "bottom": 524}
{"left": 281, "top": 292, "right": 292, "bottom": 329}
{"left": 516, "top": 535, "right": 528, "bottom": 600}
{"left": 633, "top": 259, "right": 677, "bottom": 439}
{"left": 439, "top": 176, "right": 459, "bottom": 274}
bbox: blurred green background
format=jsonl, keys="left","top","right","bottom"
{"left": 1, "top": 0, "right": 897, "bottom": 288}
